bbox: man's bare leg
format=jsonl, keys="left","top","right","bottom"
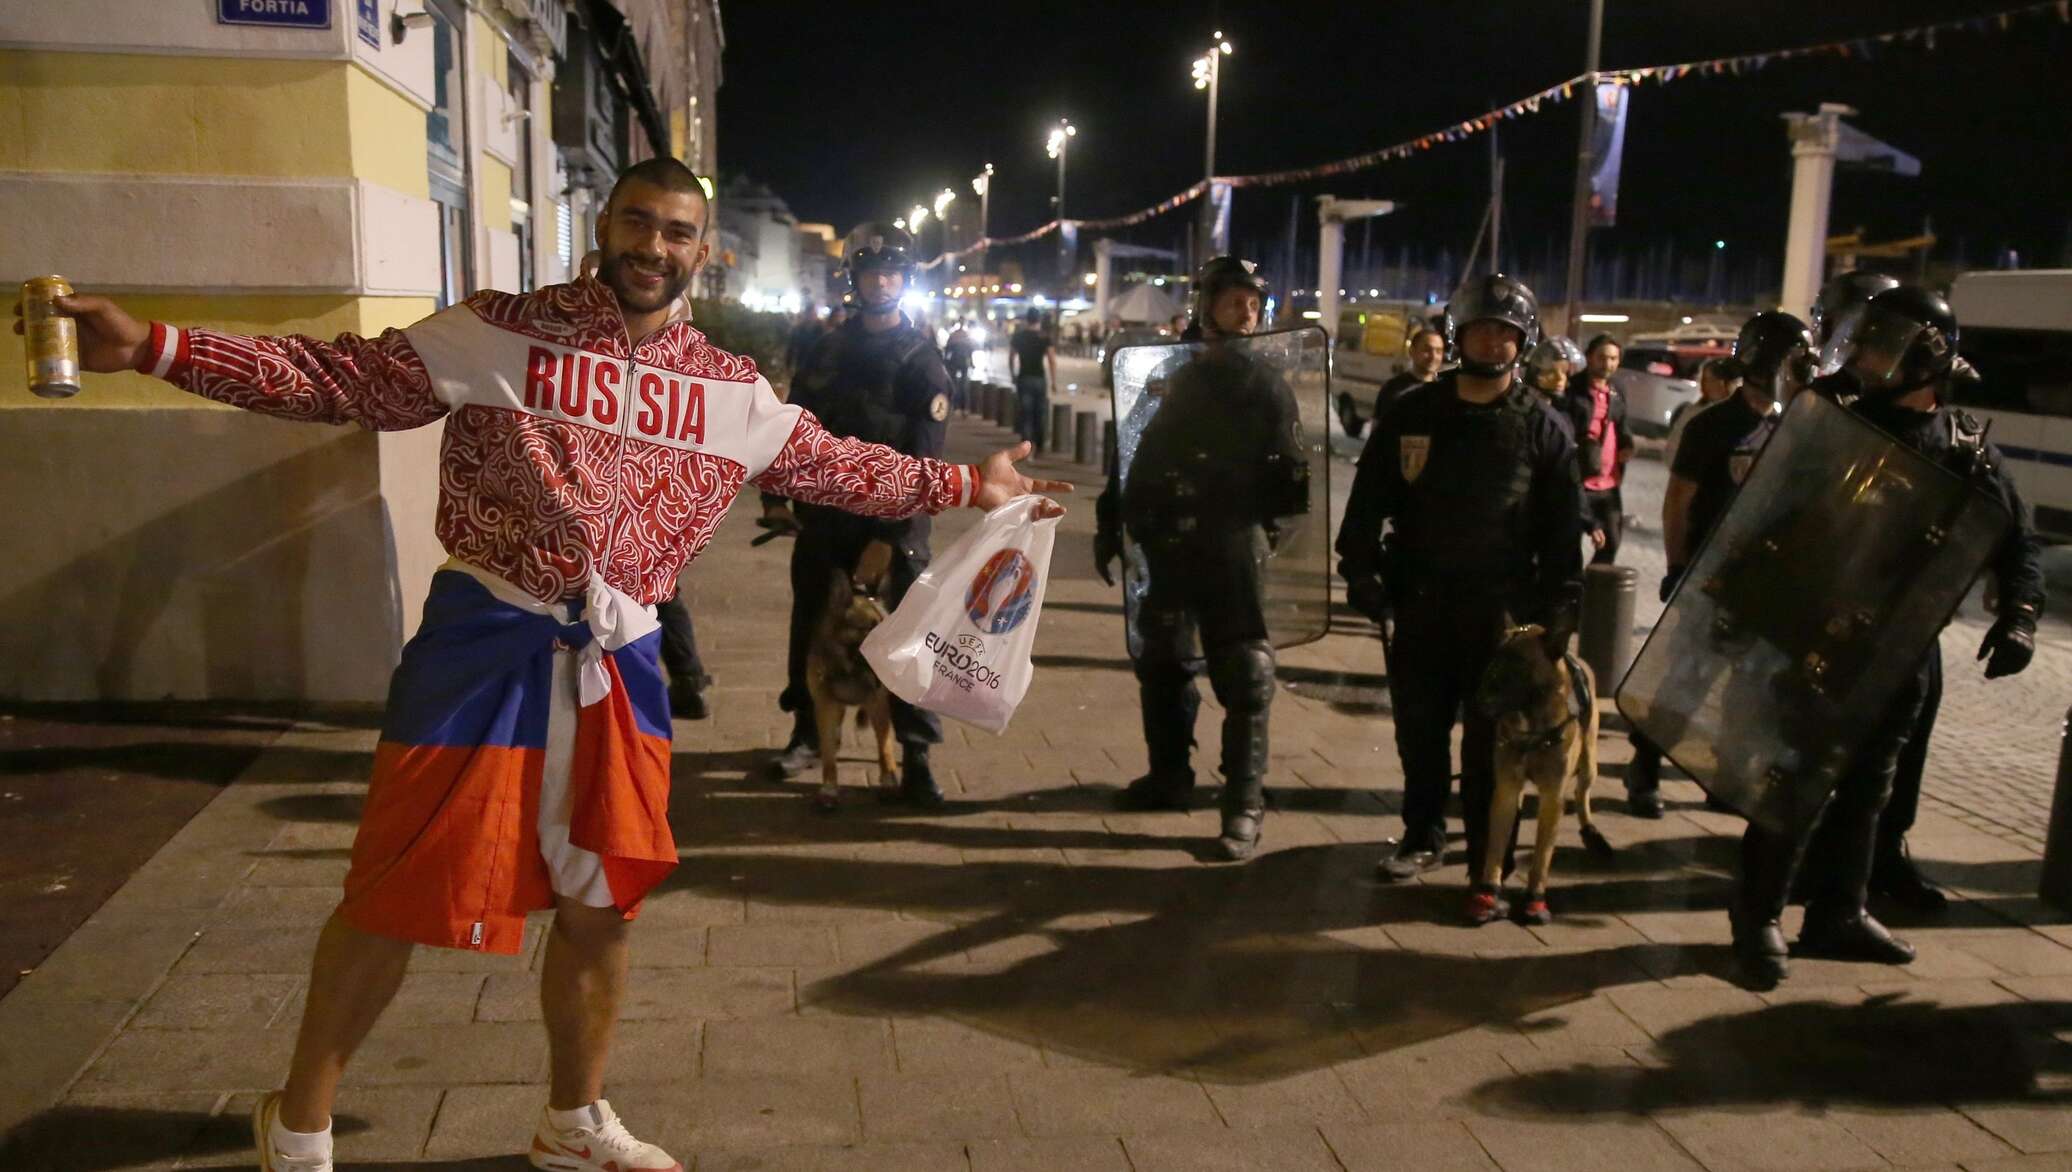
{"left": 541, "top": 896, "right": 630, "bottom": 1109}
{"left": 279, "top": 912, "right": 414, "bottom": 1132}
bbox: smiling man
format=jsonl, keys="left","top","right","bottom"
{"left": 22, "top": 157, "right": 1067, "bottom": 1172}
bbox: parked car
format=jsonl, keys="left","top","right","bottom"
{"left": 1612, "top": 323, "right": 1737, "bottom": 437}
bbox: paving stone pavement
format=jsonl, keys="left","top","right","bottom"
{"left": 2, "top": 415, "right": 2070, "bottom": 1171}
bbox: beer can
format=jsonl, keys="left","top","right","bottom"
{"left": 22, "top": 275, "right": 82, "bottom": 400}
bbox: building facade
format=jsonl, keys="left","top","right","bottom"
{"left": 0, "top": 0, "right": 722, "bottom": 702}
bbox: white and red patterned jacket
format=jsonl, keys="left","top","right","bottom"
{"left": 136, "top": 277, "right": 982, "bottom": 605}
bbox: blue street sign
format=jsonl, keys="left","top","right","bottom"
{"left": 217, "top": 0, "right": 333, "bottom": 29}
{"left": 356, "top": 0, "right": 380, "bottom": 47}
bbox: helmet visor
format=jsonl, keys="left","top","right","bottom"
{"left": 1822, "top": 304, "right": 1926, "bottom": 388}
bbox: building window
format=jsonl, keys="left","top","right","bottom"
{"left": 507, "top": 49, "right": 536, "bottom": 293}
{"left": 426, "top": 0, "right": 471, "bottom": 308}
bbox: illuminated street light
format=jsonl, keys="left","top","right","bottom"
{"left": 909, "top": 204, "right": 929, "bottom": 231}
{"left": 933, "top": 188, "right": 956, "bottom": 219}
{"left": 1190, "top": 31, "right": 1234, "bottom": 258}
{"left": 893, "top": 217, "right": 906, "bottom": 230}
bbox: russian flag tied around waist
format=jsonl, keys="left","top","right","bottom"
{"left": 338, "top": 565, "right": 675, "bottom": 954}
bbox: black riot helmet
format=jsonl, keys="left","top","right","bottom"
{"left": 1823, "top": 285, "right": 1959, "bottom": 396}
{"left": 1193, "top": 255, "right": 1268, "bottom": 335}
{"left": 844, "top": 221, "right": 917, "bottom": 311}
{"left": 1810, "top": 269, "right": 1901, "bottom": 347}
{"left": 1444, "top": 273, "right": 1540, "bottom": 378}
{"left": 1732, "top": 311, "right": 1815, "bottom": 402}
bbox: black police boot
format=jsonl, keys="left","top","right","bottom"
{"left": 1115, "top": 770, "right": 1196, "bottom": 812}
{"left": 1797, "top": 911, "right": 1915, "bottom": 965}
{"left": 1870, "top": 839, "right": 1949, "bottom": 914}
{"left": 1731, "top": 825, "right": 1799, "bottom": 989}
{"left": 1731, "top": 916, "right": 1791, "bottom": 990}
{"left": 1625, "top": 746, "right": 1663, "bottom": 819}
{"left": 1216, "top": 775, "right": 1266, "bottom": 862}
{"left": 896, "top": 744, "right": 946, "bottom": 809}
{"left": 668, "top": 673, "right": 712, "bottom": 721}
{"left": 1207, "top": 641, "right": 1274, "bottom": 863}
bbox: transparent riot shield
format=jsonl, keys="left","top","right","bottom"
{"left": 1109, "top": 326, "right": 1333, "bottom": 659}
{"left": 1616, "top": 392, "right": 2011, "bottom": 833}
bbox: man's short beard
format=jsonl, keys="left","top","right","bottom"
{"left": 600, "top": 253, "right": 691, "bottom": 313}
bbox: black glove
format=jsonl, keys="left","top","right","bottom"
{"left": 1978, "top": 611, "right": 2037, "bottom": 680}
{"left": 1094, "top": 527, "right": 1123, "bottom": 587}
{"left": 1660, "top": 566, "right": 1684, "bottom": 604}
{"left": 1345, "top": 576, "right": 1389, "bottom": 624}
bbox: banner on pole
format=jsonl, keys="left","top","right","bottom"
{"left": 1589, "top": 80, "right": 1630, "bottom": 227}
{"left": 1208, "top": 181, "right": 1234, "bottom": 255}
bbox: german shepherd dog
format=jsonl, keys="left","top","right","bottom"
{"left": 1469, "top": 620, "right": 1613, "bottom": 924}
{"left": 806, "top": 541, "right": 899, "bottom": 812}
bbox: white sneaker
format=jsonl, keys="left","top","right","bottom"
{"left": 529, "top": 1099, "right": 681, "bottom": 1172}
{"left": 774, "top": 740, "right": 820, "bottom": 777}
{"left": 252, "top": 1092, "right": 334, "bottom": 1172}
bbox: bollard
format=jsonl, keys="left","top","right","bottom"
{"left": 1577, "top": 563, "right": 1637, "bottom": 701}
{"left": 1074, "top": 410, "right": 1100, "bottom": 465}
{"left": 974, "top": 384, "right": 991, "bottom": 421}
{"left": 1049, "top": 404, "right": 1074, "bottom": 454}
{"left": 2043, "top": 704, "right": 2072, "bottom": 909}
{"left": 996, "top": 385, "right": 1016, "bottom": 429}
{"left": 1101, "top": 419, "right": 1117, "bottom": 473}
{"left": 982, "top": 384, "right": 1000, "bottom": 423}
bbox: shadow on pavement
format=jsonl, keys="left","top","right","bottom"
{"left": 1468, "top": 992, "right": 2072, "bottom": 1115}
{"left": 0, "top": 743, "right": 372, "bottom": 782}
{"left": 0, "top": 1106, "right": 443, "bottom": 1172}
{"left": 653, "top": 836, "right": 1736, "bottom": 1083}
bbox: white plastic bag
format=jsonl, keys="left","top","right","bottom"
{"left": 862, "top": 495, "right": 1059, "bottom": 733}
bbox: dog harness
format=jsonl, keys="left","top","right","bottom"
{"left": 1498, "top": 651, "right": 1594, "bottom": 755}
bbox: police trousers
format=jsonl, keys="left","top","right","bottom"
{"left": 1738, "top": 647, "right": 1936, "bottom": 926}
{"left": 1388, "top": 588, "right": 1521, "bottom": 873}
{"left": 781, "top": 520, "right": 942, "bottom": 750}
{"left": 1134, "top": 532, "right": 1275, "bottom": 787}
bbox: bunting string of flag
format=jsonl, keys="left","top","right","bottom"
{"left": 917, "top": 0, "right": 2066, "bottom": 272}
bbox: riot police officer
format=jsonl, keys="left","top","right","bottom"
{"left": 1094, "top": 256, "right": 1308, "bottom": 861}
{"left": 1802, "top": 270, "right": 1949, "bottom": 911}
{"left": 773, "top": 222, "right": 956, "bottom": 805}
{"left": 1730, "top": 285, "right": 2042, "bottom": 988}
{"left": 1337, "top": 274, "right": 1585, "bottom": 894}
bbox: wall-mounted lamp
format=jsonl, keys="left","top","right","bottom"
{"left": 391, "top": 3, "right": 434, "bottom": 44}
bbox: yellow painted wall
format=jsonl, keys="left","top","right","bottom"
{"left": 3, "top": 296, "right": 437, "bottom": 408}
{"left": 346, "top": 66, "right": 430, "bottom": 200}
{"left": 0, "top": 51, "right": 352, "bottom": 178}
{"left": 479, "top": 157, "right": 513, "bottom": 234}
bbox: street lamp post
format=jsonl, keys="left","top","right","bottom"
{"left": 1192, "top": 32, "right": 1233, "bottom": 263}
{"left": 1046, "top": 118, "right": 1077, "bottom": 284}
{"left": 971, "top": 164, "right": 993, "bottom": 312}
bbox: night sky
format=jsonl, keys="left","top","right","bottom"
{"left": 716, "top": 1, "right": 2071, "bottom": 296}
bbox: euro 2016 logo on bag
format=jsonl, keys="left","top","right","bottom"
{"left": 964, "top": 549, "right": 1037, "bottom": 635}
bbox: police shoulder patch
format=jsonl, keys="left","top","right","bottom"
{"left": 929, "top": 393, "right": 950, "bottom": 422}
{"left": 1400, "top": 434, "right": 1431, "bottom": 483}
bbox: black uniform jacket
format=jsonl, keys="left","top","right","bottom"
{"left": 1337, "top": 373, "right": 1585, "bottom": 621}
{"left": 790, "top": 313, "right": 954, "bottom": 551}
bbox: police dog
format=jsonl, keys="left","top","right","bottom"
{"left": 807, "top": 541, "right": 899, "bottom": 812}
{"left": 1470, "top": 619, "right": 1612, "bottom": 924}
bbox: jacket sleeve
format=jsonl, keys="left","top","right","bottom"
{"left": 1335, "top": 409, "right": 1400, "bottom": 584}
{"left": 135, "top": 320, "right": 447, "bottom": 431}
{"left": 1985, "top": 448, "right": 2047, "bottom": 619}
{"left": 751, "top": 405, "right": 979, "bottom": 519}
{"left": 1530, "top": 417, "right": 1588, "bottom": 619}
{"left": 1614, "top": 387, "right": 1635, "bottom": 458}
